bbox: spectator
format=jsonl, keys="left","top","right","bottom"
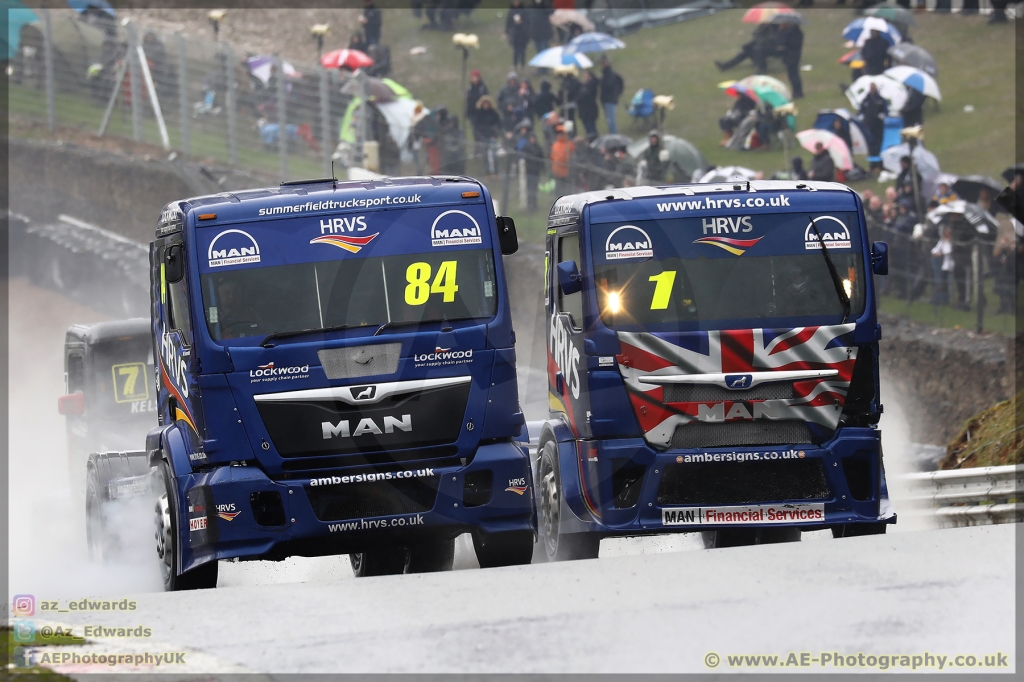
{"left": 866, "top": 195, "right": 885, "bottom": 235}
{"left": 505, "top": 0, "right": 531, "bottom": 69}
{"left": 719, "top": 93, "right": 757, "bottom": 142}
{"left": 859, "top": 83, "right": 888, "bottom": 170}
{"left": 559, "top": 70, "right": 581, "bottom": 125}
{"left": 931, "top": 181, "right": 958, "bottom": 206}
{"left": 441, "top": 113, "right": 466, "bottom": 175}
{"left": 861, "top": 30, "right": 889, "bottom": 76}
{"left": 895, "top": 156, "right": 922, "bottom": 197}
{"left": 529, "top": 0, "right": 554, "bottom": 54}
{"left": 777, "top": 22, "right": 804, "bottom": 99}
{"left": 644, "top": 130, "right": 668, "bottom": 184}
{"left": 599, "top": 56, "right": 624, "bottom": 134}
{"left": 991, "top": 234, "right": 1016, "bottom": 313}
{"left": 901, "top": 87, "right": 926, "bottom": 128}
{"left": 990, "top": 0, "right": 1009, "bottom": 24}
{"left": 577, "top": 70, "right": 600, "bottom": 137}
{"left": 515, "top": 78, "right": 536, "bottom": 122}
{"left": 715, "top": 23, "right": 777, "bottom": 74}
{"left": 550, "top": 125, "right": 576, "bottom": 196}
{"left": 533, "top": 79, "right": 560, "bottom": 119}
{"left": 473, "top": 96, "right": 502, "bottom": 142}
{"left": 791, "top": 156, "right": 808, "bottom": 181}
{"left": 930, "top": 225, "right": 954, "bottom": 305}
{"left": 497, "top": 72, "right": 521, "bottom": 116}
{"left": 349, "top": 32, "right": 367, "bottom": 51}
{"left": 361, "top": 0, "right": 383, "bottom": 46}
{"left": 465, "top": 69, "right": 488, "bottom": 135}
{"left": 522, "top": 131, "right": 546, "bottom": 211}
{"left": 808, "top": 142, "right": 835, "bottom": 182}
{"left": 831, "top": 118, "right": 853, "bottom": 158}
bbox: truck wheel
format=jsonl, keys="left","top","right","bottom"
{"left": 154, "top": 461, "right": 218, "bottom": 591}
{"left": 350, "top": 548, "right": 407, "bottom": 577}
{"left": 406, "top": 539, "right": 455, "bottom": 573}
{"left": 472, "top": 530, "right": 534, "bottom": 568}
{"left": 832, "top": 522, "right": 887, "bottom": 538}
{"left": 85, "top": 466, "right": 114, "bottom": 561}
{"left": 538, "top": 441, "right": 600, "bottom": 562}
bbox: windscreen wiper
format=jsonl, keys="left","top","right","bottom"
{"left": 809, "top": 216, "right": 851, "bottom": 323}
{"left": 260, "top": 324, "right": 352, "bottom": 348}
{"left": 373, "top": 319, "right": 436, "bottom": 336}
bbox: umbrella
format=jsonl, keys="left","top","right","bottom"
{"left": 1001, "top": 164, "right": 1024, "bottom": 184}
{"left": 2, "top": 0, "right": 38, "bottom": 60}
{"left": 564, "top": 31, "right": 625, "bottom": 55}
{"left": 377, "top": 99, "right": 427, "bottom": 149}
{"left": 888, "top": 43, "right": 937, "bottom": 78}
{"left": 627, "top": 135, "right": 708, "bottom": 179}
{"left": 884, "top": 65, "right": 941, "bottom": 101}
{"left": 529, "top": 45, "right": 593, "bottom": 69}
{"left": 796, "top": 129, "right": 854, "bottom": 171}
{"left": 340, "top": 75, "right": 411, "bottom": 102}
{"left": 550, "top": 9, "right": 595, "bottom": 33}
{"left": 320, "top": 48, "right": 373, "bottom": 70}
{"left": 813, "top": 109, "right": 871, "bottom": 156}
{"left": 592, "top": 134, "right": 633, "bottom": 152}
{"left": 928, "top": 201, "right": 999, "bottom": 236}
{"left": 843, "top": 17, "right": 902, "bottom": 47}
{"left": 696, "top": 166, "right": 758, "bottom": 184}
{"left": 862, "top": 2, "right": 915, "bottom": 35}
{"left": 845, "top": 75, "right": 907, "bottom": 116}
{"left": 881, "top": 142, "right": 941, "bottom": 198}
{"left": 935, "top": 172, "right": 959, "bottom": 188}
{"left": 728, "top": 74, "right": 791, "bottom": 101}
{"left": 725, "top": 82, "right": 790, "bottom": 110}
{"left": 66, "top": 0, "right": 115, "bottom": 16}
{"left": 742, "top": 2, "right": 798, "bottom": 24}
{"left": 951, "top": 175, "right": 1005, "bottom": 204}
{"left": 838, "top": 49, "right": 861, "bottom": 65}
{"left": 247, "top": 56, "right": 299, "bottom": 86}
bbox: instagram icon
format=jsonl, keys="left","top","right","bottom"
{"left": 12, "top": 595, "right": 35, "bottom": 617}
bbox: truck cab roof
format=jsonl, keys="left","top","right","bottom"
{"left": 66, "top": 318, "right": 150, "bottom": 346}
{"left": 158, "top": 176, "right": 487, "bottom": 236}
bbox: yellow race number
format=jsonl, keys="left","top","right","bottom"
{"left": 404, "top": 260, "right": 459, "bottom": 305}
{"left": 648, "top": 270, "right": 677, "bottom": 310}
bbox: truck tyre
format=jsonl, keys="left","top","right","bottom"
{"left": 472, "top": 530, "right": 534, "bottom": 568}
{"left": 85, "top": 465, "right": 115, "bottom": 561}
{"left": 350, "top": 548, "right": 408, "bottom": 577}
{"left": 832, "top": 522, "right": 887, "bottom": 538}
{"left": 538, "top": 440, "right": 600, "bottom": 562}
{"left": 154, "top": 460, "right": 218, "bottom": 591}
{"left": 406, "top": 539, "right": 456, "bottom": 573}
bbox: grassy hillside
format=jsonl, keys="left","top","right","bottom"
{"left": 941, "top": 392, "right": 1023, "bottom": 469}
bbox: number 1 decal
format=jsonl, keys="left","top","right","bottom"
{"left": 648, "top": 270, "right": 676, "bottom": 310}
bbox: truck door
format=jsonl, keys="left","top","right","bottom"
{"left": 549, "top": 232, "right": 590, "bottom": 438}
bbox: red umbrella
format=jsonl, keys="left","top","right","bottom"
{"left": 742, "top": 2, "right": 798, "bottom": 24}
{"left": 320, "top": 49, "right": 374, "bottom": 71}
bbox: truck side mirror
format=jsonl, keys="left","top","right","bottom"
{"left": 557, "top": 260, "right": 582, "bottom": 296}
{"left": 871, "top": 241, "right": 888, "bottom": 276}
{"left": 497, "top": 216, "right": 519, "bottom": 255}
{"left": 58, "top": 392, "right": 84, "bottom": 416}
{"left": 165, "top": 244, "right": 185, "bottom": 283}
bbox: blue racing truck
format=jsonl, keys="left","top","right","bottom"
{"left": 536, "top": 181, "right": 895, "bottom": 560}
{"left": 86, "top": 176, "right": 535, "bottom": 589}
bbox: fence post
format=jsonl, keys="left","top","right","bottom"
{"left": 276, "top": 55, "right": 288, "bottom": 180}
{"left": 973, "top": 241, "right": 985, "bottom": 332}
{"left": 177, "top": 33, "right": 189, "bottom": 158}
{"left": 42, "top": 9, "right": 55, "bottom": 131}
{"left": 127, "top": 22, "right": 142, "bottom": 143}
{"left": 518, "top": 158, "right": 527, "bottom": 210}
{"left": 224, "top": 44, "right": 238, "bottom": 167}
{"left": 319, "top": 66, "right": 332, "bottom": 177}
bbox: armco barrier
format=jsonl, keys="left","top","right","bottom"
{"left": 899, "top": 464, "right": 1024, "bottom": 527}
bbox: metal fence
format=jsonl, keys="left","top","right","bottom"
{"left": 899, "top": 464, "right": 1024, "bottom": 527}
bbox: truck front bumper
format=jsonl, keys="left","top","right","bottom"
{"left": 175, "top": 441, "right": 535, "bottom": 571}
{"left": 560, "top": 426, "right": 894, "bottom": 535}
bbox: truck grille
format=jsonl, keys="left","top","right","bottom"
{"left": 306, "top": 475, "right": 441, "bottom": 521}
{"left": 318, "top": 343, "right": 401, "bottom": 380}
{"left": 670, "top": 420, "right": 812, "bottom": 449}
{"left": 657, "top": 459, "right": 830, "bottom": 506}
{"left": 664, "top": 382, "right": 794, "bottom": 403}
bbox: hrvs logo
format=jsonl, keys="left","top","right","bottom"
{"left": 208, "top": 229, "right": 261, "bottom": 267}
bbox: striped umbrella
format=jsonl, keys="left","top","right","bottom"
{"left": 884, "top": 65, "right": 941, "bottom": 101}
{"left": 742, "top": 2, "right": 798, "bottom": 24}
{"left": 564, "top": 32, "right": 626, "bottom": 55}
{"left": 843, "top": 17, "right": 902, "bottom": 47}
{"left": 529, "top": 45, "right": 593, "bottom": 69}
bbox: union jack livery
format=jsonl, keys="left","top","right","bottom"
{"left": 535, "top": 181, "right": 894, "bottom": 562}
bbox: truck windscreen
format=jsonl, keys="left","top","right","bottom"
{"left": 201, "top": 249, "right": 497, "bottom": 341}
{"left": 591, "top": 212, "right": 865, "bottom": 330}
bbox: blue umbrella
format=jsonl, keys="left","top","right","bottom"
{"left": 842, "top": 17, "right": 901, "bottom": 47}
{"left": 2, "top": 0, "right": 38, "bottom": 60}
{"left": 564, "top": 31, "right": 626, "bottom": 55}
{"left": 66, "top": 0, "right": 115, "bottom": 17}
{"left": 528, "top": 46, "right": 594, "bottom": 69}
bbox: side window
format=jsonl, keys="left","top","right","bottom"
{"left": 557, "top": 233, "right": 583, "bottom": 330}
{"left": 165, "top": 244, "right": 193, "bottom": 344}
{"left": 67, "top": 353, "right": 84, "bottom": 393}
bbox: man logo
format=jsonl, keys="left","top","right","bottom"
{"left": 804, "top": 216, "right": 852, "bottom": 250}
{"left": 604, "top": 225, "right": 654, "bottom": 260}
{"left": 350, "top": 385, "right": 376, "bottom": 401}
{"left": 208, "top": 229, "right": 261, "bottom": 267}
{"left": 725, "top": 374, "right": 752, "bottom": 389}
{"left": 431, "top": 210, "right": 483, "bottom": 247}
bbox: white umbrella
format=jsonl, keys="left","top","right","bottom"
{"left": 884, "top": 65, "right": 941, "bottom": 101}
{"left": 882, "top": 142, "right": 941, "bottom": 199}
{"left": 528, "top": 45, "right": 593, "bottom": 69}
{"left": 927, "top": 200, "right": 999, "bottom": 235}
{"left": 697, "top": 166, "right": 758, "bottom": 184}
{"left": 845, "top": 75, "right": 907, "bottom": 116}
